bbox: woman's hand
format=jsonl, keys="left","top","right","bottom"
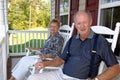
{"left": 39, "top": 54, "right": 53, "bottom": 60}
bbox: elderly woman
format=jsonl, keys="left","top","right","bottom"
{"left": 9, "top": 19, "right": 64, "bottom": 80}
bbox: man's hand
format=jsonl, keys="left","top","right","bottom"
{"left": 35, "top": 62, "right": 45, "bottom": 70}
{"left": 39, "top": 55, "right": 46, "bottom": 60}
{"left": 97, "top": 64, "right": 120, "bottom": 80}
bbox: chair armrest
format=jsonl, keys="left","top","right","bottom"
{"left": 25, "top": 48, "right": 40, "bottom": 56}
{"left": 25, "top": 48, "right": 31, "bottom": 56}
{"left": 44, "top": 66, "right": 61, "bottom": 70}
{"left": 39, "top": 66, "right": 61, "bottom": 73}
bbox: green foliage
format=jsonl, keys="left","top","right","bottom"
{"left": 8, "top": 0, "right": 50, "bottom": 30}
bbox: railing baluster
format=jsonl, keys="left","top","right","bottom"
{"left": 44, "top": 32, "right": 45, "bottom": 44}
{"left": 40, "top": 32, "right": 42, "bottom": 47}
{"left": 36, "top": 33, "right": 38, "bottom": 48}
{"left": 12, "top": 32, "right": 14, "bottom": 54}
{"left": 16, "top": 32, "right": 18, "bottom": 53}
{"left": 20, "top": 32, "right": 22, "bottom": 54}
{"left": 29, "top": 32, "right": 30, "bottom": 47}
{"left": 25, "top": 32, "right": 26, "bottom": 52}
{"left": 32, "top": 33, "right": 34, "bottom": 47}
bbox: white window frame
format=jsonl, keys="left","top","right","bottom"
{"left": 60, "top": 0, "right": 70, "bottom": 25}
{"left": 97, "top": 0, "right": 120, "bottom": 25}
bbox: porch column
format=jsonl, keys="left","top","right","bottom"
{"left": 0, "top": 0, "right": 8, "bottom": 80}
{"left": 0, "top": 0, "right": 8, "bottom": 26}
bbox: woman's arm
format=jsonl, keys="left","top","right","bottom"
{"left": 27, "top": 47, "right": 41, "bottom": 51}
{"left": 40, "top": 54, "right": 53, "bottom": 60}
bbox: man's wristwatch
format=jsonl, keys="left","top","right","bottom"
{"left": 95, "top": 78, "right": 99, "bottom": 80}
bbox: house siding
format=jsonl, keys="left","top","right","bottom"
{"left": 69, "top": 0, "right": 79, "bottom": 26}
{"left": 79, "top": 0, "right": 86, "bottom": 10}
{"left": 50, "top": 0, "right": 55, "bottom": 20}
{"left": 85, "top": 0, "right": 99, "bottom": 25}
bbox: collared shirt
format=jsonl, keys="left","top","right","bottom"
{"left": 41, "top": 33, "right": 64, "bottom": 57}
{"left": 60, "top": 30, "right": 118, "bottom": 79}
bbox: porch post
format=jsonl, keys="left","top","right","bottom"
{"left": 0, "top": 0, "right": 8, "bottom": 80}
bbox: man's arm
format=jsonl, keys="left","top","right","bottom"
{"left": 96, "top": 64, "right": 120, "bottom": 80}
{"left": 35, "top": 57, "right": 64, "bottom": 70}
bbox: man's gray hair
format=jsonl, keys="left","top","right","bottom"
{"left": 73, "top": 10, "right": 92, "bottom": 23}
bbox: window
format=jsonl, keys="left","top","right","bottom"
{"left": 101, "top": 0, "right": 120, "bottom": 4}
{"left": 99, "top": 0, "right": 120, "bottom": 56}
{"left": 100, "top": 7, "right": 120, "bottom": 29}
{"left": 100, "top": 8, "right": 112, "bottom": 28}
{"left": 99, "top": 0, "right": 120, "bottom": 29}
{"left": 60, "top": 0, "right": 70, "bottom": 25}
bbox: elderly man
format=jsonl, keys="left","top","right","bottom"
{"left": 28, "top": 10, "right": 120, "bottom": 80}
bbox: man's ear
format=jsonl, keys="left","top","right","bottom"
{"left": 90, "top": 18, "right": 93, "bottom": 26}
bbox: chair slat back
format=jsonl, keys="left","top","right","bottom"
{"left": 91, "top": 22, "right": 120, "bottom": 52}
{"left": 59, "top": 23, "right": 74, "bottom": 53}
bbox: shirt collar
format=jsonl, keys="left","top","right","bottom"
{"left": 50, "top": 32, "right": 59, "bottom": 37}
{"left": 76, "top": 29, "right": 94, "bottom": 39}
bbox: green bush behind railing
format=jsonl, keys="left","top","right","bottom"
{"left": 9, "top": 39, "right": 45, "bottom": 53}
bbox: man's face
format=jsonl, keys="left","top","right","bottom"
{"left": 50, "top": 22, "right": 59, "bottom": 35}
{"left": 75, "top": 13, "right": 92, "bottom": 36}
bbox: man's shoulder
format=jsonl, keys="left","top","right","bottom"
{"left": 94, "top": 34, "right": 110, "bottom": 49}
{"left": 96, "top": 34, "right": 107, "bottom": 42}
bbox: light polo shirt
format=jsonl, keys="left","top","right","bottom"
{"left": 60, "top": 30, "right": 118, "bottom": 79}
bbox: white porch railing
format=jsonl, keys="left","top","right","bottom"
{"left": 8, "top": 30, "right": 49, "bottom": 56}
